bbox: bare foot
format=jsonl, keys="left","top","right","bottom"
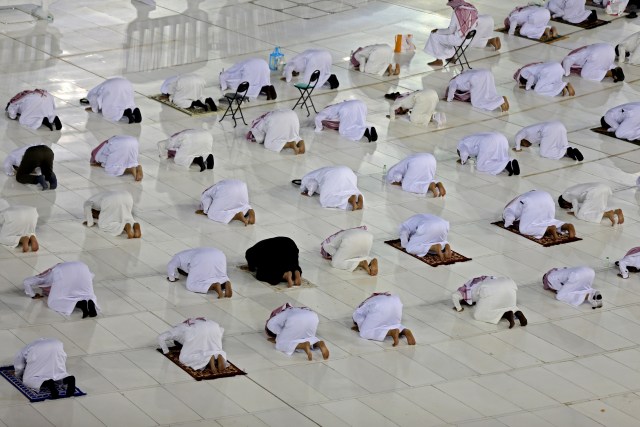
{"left": 124, "top": 223, "right": 134, "bottom": 239}
{"left": 19, "top": 236, "right": 29, "bottom": 252}
{"left": 546, "top": 225, "right": 559, "bottom": 241}
{"left": 348, "top": 195, "right": 358, "bottom": 211}
{"left": 232, "top": 211, "right": 249, "bottom": 226}
{"left": 296, "top": 140, "right": 305, "bottom": 154}
{"left": 209, "top": 356, "right": 218, "bottom": 374}
{"left": 391, "top": 181, "right": 402, "bottom": 186}
{"left": 133, "top": 223, "right": 142, "bottom": 238}
{"left": 351, "top": 323, "right": 360, "bottom": 332}
{"left": 604, "top": 210, "right": 616, "bottom": 226}
{"left": 356, "top": 195, "right": 364, "bottom": 210}
{"left": 217, "top": 355, "right": 226, "bottom": 371}
{"left": 85, "top": 107, "right": 93, "bottom": 112}
{"left": 315, "top": 341, "right": 330, "bottom": 360}
{"left": 563, "top": 223, "right": 576, "bottom": 239}
{"left": 224, "top": 281, "right": 233, "bottom": 298}
{"left": 615, "top": 209, "right": 624, "bottom": 225}
{"left": 490, "top": 37, "right": 501, "bottom": 50}
{"left": 400, "top": 328, "right": 416, "bottom": 345}
{"left": 211, "top": 283, "right": 224, "bottom": 299}
{"left": 283, "top": 271, "right": 294, "bottom": 288}
{"left": 566, "top": 82, "right": 575, "bottom": 96}
{"left": 357, "top": 260, "right": 371, "bottom": 274}
{"left": 541, "top": 27, "right": 551, "bottom": 41}
{"left": 428, "top": 59, "right": 444, "bottom": 66}
{"left": 135, "top": 165, "right": 143, "bottom": 181}
{"left": 385, "top": 64, "right": 393, "bottom": 76}
{"left": 299, "top": 342, "right": 312, "bottom": 360}
{"left": 32, "top": 294, "right": 43, "bottom": 299}
{"left": 195, "top": 209, "right": 205, "bottom": 215}
{"left": 246, "top": 209, "right": 256, "bottom": 225}
{"left": 444, "top": 244, "right": 452, "bottom": 260}
{"left": 550, "top": 26, "right": 558, "bottom": 37}
{"left": 428, "top": 182, "right": 439, "bottom": 198}
{"left": 500, "top": 96, "right": 509, "bottom": 112}
{"left": 29, "top": 235, "right": 39, "bottom": 252}
{"left": 437, "top": 182, "right": 446, "bottom": 197}
{"left": 368, "top": 258, "right": 378, "bottom": 276}
{"left": 388, "top": 328, "right": 400, "bottom": 346}
{"left": 267, "top": 336, "right": 276, "bottom": 343}
{"left": 294, "top": 270, "right": 302, "bottom": 286}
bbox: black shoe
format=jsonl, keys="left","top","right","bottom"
{"left": 62, "top": 376, "right": 75, "bottom": 398}
{"left": 53, "top": 116, "right": 62, "bottom": 130}
{"left": 123, "top": 108, "right": 134, "bottom": 124}
{"left": 193, "top": 156, "right": 206, "bottom": 172}
{"left": 370, "top": 127, "right": 378, "bottom": 142}
{"left": 205, "top": 97, "right": 217, "bottom": 112}
{"left": 514, "top": 310, "right": 528, "bottom": 326}
{"left": 88, "top": 300, "right": 97, "bottom": 317}
{"left": 505, "top": 161, "right": 514, "bottom": 176}
{"left": 511, "top": 159, "right": 520, "bottom": 176}
{"left": 627, "top": 11, "right": 638, "bottom": 19}
{"left": 566, "top": 147, "right": 575, "bottom": 160}
{"left": 206, "top": 154, "right": 214, "bottom": 170}
{"left": 573, "top": 148, "right": 584, "bottom": 161}
{"left": 48, "top": 172, "right": 57, "bottom": 190}
{"left": 42, "top": 379, "right": 59, "bottom": 399}
{"left": 133, "top": 108, "right": 142, "bottom": 123}
{"left": 384, "top": 92, "right": 401, "bottom": 100}
{"left": 36, "top": 175, "right": 48, "bottom": 190}
{"left": 587, "top": 9, "right": 597, "bottom": 22}
{"left": 76, "top": 300, "right": 89, "bottom": 318}
{"left": 363, "top": 128, "right": 372, "bottom": 142}
{"left": 42, "top": 117, "right": 53, "bottom": 131}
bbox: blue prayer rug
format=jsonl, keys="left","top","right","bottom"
{"left": 0, "top": 366, "right": 86, "bottom": 402}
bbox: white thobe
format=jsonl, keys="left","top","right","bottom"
{"left": 158, "top": 318, "right": 226, "bottom": 370}
{"left": 301, "top": 166, "right": 362, "bottom": 210}
{"left": 424, "top": 11, "right": 473, "bottom": 60}
{"left": 399, "top": 214, "right": 449, "bottom": 257}
{"left": 447, "top": 69, "right": 505, "bottom": 111}
{"left": 7, "top": 91, "right": 57, "bottom": 130}
{"left": 390, "top": 89, "right": 440, "bottom": 125}
{"left": 94, "top": 135, "right": 139, "bottom": 176}
{"left": 266, "top": 307, "right": 320, "bottom": 355}
{"left": 514, "top": 121, "right": 569, "bottom": 159}
{"left": 458, "top": 132, "right": 513, "bottom": 175}
{"left": 199, "top": 179, "right": 251, "bottom": 223}
{"left": 220, "top": 58, "right": 271, "bottom": 99}
{"left": 507, "top": 6, "right": 551, "bottom": 39}
{"left": 470, "top": 14, "right": 495, "bottom": 47}
{"left": 618, "top": 247, "right": 640, "bottom": 279}
{"left": 167, "top": 247, "right": 229, "bottom": 293}
{"left": 353, "top": 44, "right": 393, "bottom": 75}
{"left": 315, "top": 100, "right": 369, "bottom": 141}
{"left": 248, "top": 109, "right": 302, "bottom": 152}
{"left": 544, "top": 266, "right": 595, "bottom": 306}
{"left": 321, "top": 228, "right": 373, "bottom": 271}
{"left": 84, "top": 190, "right": 135, "bottom": 236}
{"left": 87, "top": 77, "right": 136, "bottom": 122}
{"left": 603, "top": 103, "right": 640, "bottom": 140}
{"left": 473, "top": 277, "right": 520, "bottom": 324}
{"left": 562, "top": 43, "right": 616, "bottom": 81}
{"left": 283, "top": 49, "right": 332, "bottom": 87}
{"left": 546, "top": 0, "right": 591, "bottom": 23}
{"left": 503, "top": 190, "right": 565, "bottom": 239}
{"left": 617, "top": 31, "right": 640, "bottom": 65}
{"left": 387, "top": 153, "right": 438, "bottom": 194}
{"left": 561, "top": 183, "right": 612, "bottom": 223}
{"left": 4, "top": 145, "right": 39, "bottom": 176}
{"left": 158, "top": 129, "right": 213, "bottom": 168}
{"left": 161, "top": 73, "right": 206, "bottom": 108}
{"left": 592, "top": 0, "right": 629, "bottom": 14}
{"left": 353, "top": 294, "right": 405, "bottom": 341}
{"left": 14, "top": 339, "right": 68, "bottom": 390}
{"left": 23, "top": 262, "right": 99, "bottom": 316}
{"left": 516, "top": 62, "right": 567, "bottom": 97}
{"left": 0, "top": 201, "right": 38, "bottom": 247}
{"left": 452, "top": 275, "right": 495, "bottom": 311}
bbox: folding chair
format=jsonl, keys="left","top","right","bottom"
{"left": 219, "top": 81, "right": 249, "bottom": 127}
{"left": 292, "top": 70, "right": 320, "bottom": 117}
{"left": 445, "top": 29, "right": 476, "bottom": 71}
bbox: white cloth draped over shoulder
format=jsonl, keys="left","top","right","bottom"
{"left": 473, "top": 277, "right": 520, "bottom": 324}
{"left": 515, "top": 62, "right": 567, "bottom": 97}
{"left": 84, "top": 190, "right": 135, "bottom": 236}
{"left": 506, "top": 6, "right": 551, "bottom": 39}
{"left": 161, "top": 73, "right": 206, "bottom": 108}
{"left": 158, "top": 129, "right": 213, "bottom": 167}
{"left": 266, "top": 306, "right": 320, "bottom": 355}
{"left": 6, "top": 90, "right": 57, "bottom": 130}
{"left": 446, "top": 69, "right": 505, "bottom": 111}
{"left": 603, "top": 102, "right": 640, "bottom": 141}
{"left": 562, "top": 43, "right": 616, "bottom": 81}
{"left": 0, "top": 199, "right": 37, "bottom": 247}
{"left": 199, "top": 179, "right": 252, "bottom": 223}
{"left": 87, "top": 77, "right": 136, "bottom": 122}
{"left": 14, "top": 338, "right": 69, "bottom": 390}
{"left": 315, "top": 100, "right": 369, "bottom": 141}
{"left": 353, "top": 293, "right": 405, "bottom": 341}
{"left": 247, "top": 109, "right": 302, "bottom": 152}
{"left": 387, "top": 153, "right": 438, "bottom": 194}
{"left": 503, "top": 190, "right": 565, "bottom": 239}
{"left": 158, "top": 318, "right": 226, "bottom": 370}
{"left": 219, "top": 58, "right": 271, "bottom": 99}
{"left": 167, "top": 247, "right": 229, "bottom": 293}
{"left": 543, "top": 266, "right": 595, "bottom": 306}
{"left": 23, "top": 261, "right": 99, "bottom": 316}
{"left": 514, "top": 121, "right": 569, "bottom": 159}
{"left": 321, "top": 227, "right": 373, "bottom": 271}
{"left": 301, "top": 166, "right": 361, "bottom": 210}
{"left": 561, "top": 183, "right": 612, "bottom": 223}
{"left": 390, "top": 89, "right": 440, "bottom": 125}
{"left": 457, "top": 132, "right": 513, "bottom": 175}
{"left": 94, "top": 135, "right": 139, "bottom": 176}
{"left": 283, "top": 49, "right": 332, "bottom": 86}
{"left": 424, "top": 5, "right": 477, "bottom": 60}
{"left": 399, "top": 213, "right": 449, "bottom": 257}
{"left": 546, "top": 0, "right": 591, "bottom": 23}
{"left": 353, "top": 44, "right": 393, "bottom": 75}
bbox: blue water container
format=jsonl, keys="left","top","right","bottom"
{"left": 269, "top": 47, "right": 284, "bottom": 71}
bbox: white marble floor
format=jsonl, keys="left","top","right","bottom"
{"left": 1, "top": 0, "right": 640, "bottom": 426}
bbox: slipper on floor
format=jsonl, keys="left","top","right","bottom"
{"left": 291, "top": 179, "right": 301, "bottom": 186}
{"left": 79, "top": 98, "right": 89, "bottom": 105}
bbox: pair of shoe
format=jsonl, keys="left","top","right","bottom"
{"left": 123, "top": 108, "right": 142, "bottom": 123}
{"left": 505, "top": 159, "right": 520, "bottom": 176}
{"left": 42, "top": 116, "right": 62, "bottom": 131}
{"left": 363, "top": 127, "right": 378, "bottom": 142}
{"left": 76, "top": 300, "right": 98, "bottom": 318}
{"left": 567, "top": 147, "right": 584, "bottom": 161}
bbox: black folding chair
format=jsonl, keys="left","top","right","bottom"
{"left": 292, "top": 70, "right": 320, "bottom": 117}
{"left": 219, "top": 81, "right": 250, "bottom": 127}
{"left": 445, "top": 29, "right": 476, "bottom": 71}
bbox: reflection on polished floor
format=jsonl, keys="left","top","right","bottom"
{"left": 2, "top": 0, "right": 640, "bottom": 426}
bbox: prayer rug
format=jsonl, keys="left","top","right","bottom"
{"left": 156, "top": 345, "right": 246, "bottom": 381}
{"left": 492, "top": 221, "right": 582, "bottom": 247}
{"left": 149, "top": 94, "right": 217, "bottom": 117}
{"left": 383, "top": 239, "right": 472, "bottom": 267}
{"left": 0, "top": 366, "right": 85, "bottom": 402}
{"left": 495, "top": 28, "right": 569, "bottom": 44}
{"left": 550, "top": 17, "right": 610, "bottom": 29}
{"left": 237, "top": 265, "right": 316, "bottom": 291}
{"left": 590, "top": 126, "right": 640, "bottom": 145}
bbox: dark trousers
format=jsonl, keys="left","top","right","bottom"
{"left": 16, "top": 145, "right": 54, "bottom": 185}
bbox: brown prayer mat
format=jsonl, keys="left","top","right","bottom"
{"left": 384, "top": 239, "right": 472, "bottom": 267}
{"left": 550, "top": 17, "right": 610, "bottom": 29}
{"left": 496, "top": 28, "right": 569, "bottom": 44}
{"left": 149, "top": 94, "right": 218, "bottom": 117}
{"left": 237, "top": 265, "right": 316, "bottom": 291}
{"left": 492, "top": 221, "right": 582, "bottom": 247}
{"left": 157, "top": 345, "right": 246, "bottom": 381}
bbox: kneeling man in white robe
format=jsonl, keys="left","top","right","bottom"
{"left": 158, "top": 129, "right": 214, "bottom": 171}
{"left": 0, "top": 198, "right": 38, "bottom": 252}
{"left": 167, "top": 247, "right": 233, "bottom": 298}
{"left": 351, "top": 44, "right": 398, "bottom": 76}
{"left": 158, "top": 318, "right": 227, "bottom": 373}
{"left": 446, "top": 69, "right": 509, "bottom": 112}
{"left": 352, "top": 293, "right": 416, "bottom": 345}
{"left": 546, "top": 0, "right": 596, "bottom": 24}
{"left": 616, "top": 247, "right": 640, "bottom": 279}
{"left": 458, "top": 132, "right": 520, "bottom": 176}
{"left": 283, "top": 48, "right": 334, "bottom": 87}
{"left": 300, "top": 166, "right": 363, "bottom": 210}
{"left": 265, "top": 303, "right": 329, "bottom": 360}
{"left": 196, "top": 179, "right": 255, "bottom": 225}
{"left": 6, "top": 89, "right": 61, "bottom": 131}
{"left": 514, "top": 62, "right": 575, "bottom": 97}
{"left": 616, "top": 31, "right": 640, "bottom": 65}
{"left": 453, "top": 276, "right": 527, "bottom": 328}
{"left": 558, "top": 183, "right": 623, "bottom": 226}
{"left": 14, "top": 338, "right": 75, "bottom": 399}
{"left": 321, "top": 226, "right": 378, "bottom": 275}
{"left": 220, "top": 58, "right": 275, "bottom": 100}
{"left": 160, "top": 73, "right": 216, "bottom": 111}
{"left": 387, "top": 153, "right": 446, "bottom": 196}
{"left": 387, "top": 89, "right": 446, "bottom": 126}
{"left": 471, "top": 14, "right": 502, "bottom": 50}
{"left": 543, "top": 266, "right": 602, "bottom": 308}
{"left": 91, "top": 135, "right": 143, "bottom": 181}
{"left": 600, "top": 102, "right": 640, "bottom": 141}
{"left": 562, "top": 43, "right": 625, "bottom": 82}
{"left": 85, "top": 77, "right": 141, "bottom": 123}
{"left": 315, "top": 100, "right": 378, "bottom": 142}
{"left": 400, "top": 213, "right": 452, "bottom": 260}
{"left": 246, "top": 109, "right": 305, "bottom": 154}
{"left": 514, "top": 121, "right": 583, "bottom": 161}
{"left": 505, "top": 5, "right": 557, "bottom": 41}
{"left": 83, "top": 190, "right": 141, "bottom": 238}
{"left": 24, "top": 261, "right": 99, "bottom": 318}
{"left": 503, "top": 190, "right": 576, "bottom": 240}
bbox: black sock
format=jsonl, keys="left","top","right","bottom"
{"left": 191, "top": 100, "right": 207, "bottom": 110}
{"left": 573, "top": 148, "right": 584, "bottom": 161}
{"left": 566, "top": 147, "right": 576, "bottom": 160}
{"left": 133, "top": 108, "right": 142, "bottom": 123}
{"left": 123, "top": 108, "right": 134, "bottom": 124}
{"left": 42, "top": 117, "right": 53, "bottom": 131}
{"left": 588, "top": 10, "right": 597, "bottom": 22}
{"left": 515, "top": 311, "right": 528, "bottom": 326}
{"left": 364, "top": 128, "right": 371, "bottom": 142}
{"left": 511, "top": 159, "right": 520, "bottom": 176}
{"left": 62, "top": 376, "right": 75, "bottom": 398}
{"left": 505, "top": 161, "right": 514, "bottom": 176}
{"left": 48, "top": 172, "right": 57, "bottom": 190}
{"left": 205, "top": 97, "right": 217, "bottom": 112}
{"left": 502, "top": 311, "right": 516, "bottom": 329}
{"left": 88, "top": 300, "right": 97, "bottom": 317}
{"left": 193, "top": 156, "right": 206, "bottom": 172}
{"left": 76, "top": 300, "right": 89, "bottom": 318}
{"left": 601, "top": 116, "right": 608, "bottom": 128}
{"left": 370, "top": 127, "right": 378, "bottom": 142}
{"left": 42, "top": 379, "right": 59, "bottom": 399}
{"left": 206, "top": 154, "right": 214, "bottom": 169}
{"left": 36, "top": 175, "right": 48, "bottom": 191}
{"left": 53, "top": 116, "right": 62, "bottom": 130}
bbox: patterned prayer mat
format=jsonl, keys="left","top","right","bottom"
{"left": 149, "top": 94, "right": 218, "bottom": 117}
{"left": 156, "top": 345, "right": 246, "bottom": 381}
{"left": 495, "top": 28, "right": 569, "bottom": 44}
{"left": 492, "top": 221, "right": 582, "bottom": 247}
{"left": 237, "top": 265, "right": 316, "bottom": 291}
{"left": 384, "top": 239, "right": 472, "bottom": 267}
{"left": 550, "top": 17, "right": 610, "bottom": 29}
{"left": 0, "top": 366, "right": 86, "bottom": 402}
